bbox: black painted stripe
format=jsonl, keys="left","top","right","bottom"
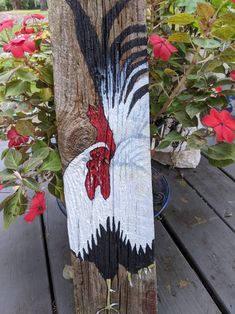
{"left": 102, "top": 0, "right": 131, "bottom": 46}
{"left": 66, "top": 0, "right": 102, "bottom": 94}
{"left": 112, "top": 50, "right": 147, "bottom": 107}
{"left": 122, "top": 49, "right": 147, "bottom": 72}
{"left": 120, "top": 37, "right": 148, "bottom": 61}
{"left": 124, "top": 68, "right": 148, "bottom": 103}
{"left": 128, "top": 83, "right": 149, "bottom": 116}
{"left": 126, "top": 57, "right": 148, "bottom": 80}
{"left": 110, "top": 24, "right": 146, "bottom": 64}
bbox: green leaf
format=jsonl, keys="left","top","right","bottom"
{"left": 187, "top": 132, "right": 207, "bottom": 149}
{"left": 174, "top": 111, "right": 198, "bottom": 127}
{"left": 16, "top": 68, "right": 37, "bottom": 82}
{"left": 158, "top": 131, "right": 185, "bottom": 149}
{"left": 22, "top": 158, "right": 43, "bottom": 173}
{"left": 16, "top": 120, "right": 35, "bottom": 137}
{"left": 22, "top": 178, "right": 40, "bottom": 191}
{"left": 206, "top": 143, "right": 235, "bottom": 161}
{"left": 201, "top": 59, "right": 222, "bottom": 72}
{"left": 220, "top": 47, "right": 235, "bottom": 63}
{"left": 186, "top": 102, "right": 206, "bottom": 119}
{"left": 5, "top": 80, "right": 31, "bottom": 97}
{"left": 0, "top": 169, "right": 16, "bottom": 182}
{"left": 166, "top": 13, "right": 195, "bottom": 25}
{"left": 4, "top": 149, "right": 22, "bottom": 170}
{"left": 3, "top": 189, "right": 27, "bottom": 229}
{"left": 32, "top": 140, "right": 48, "bottom": 152}
{"left": 32, "top": 147, "right": 50, "bottom": 160}
{"left": 38, "top": 65, "right": 53, "bottom": 85}
{"left": 40, "top": 150, "right": 62, "bottom": 172}
{"left": 164, "top": 68, "right": 178, "bottom": 76}
{"left": 193, "top": 38, "right": 221, "bottom": 49}
{"left": 197, "top": 3, "right": 215, "bottom": 20}
{"left": 168, "top": 32, "right": 191, "bottom": 43}
{"left": 48, "top": 174, "right": 64, "bottom": 201}
{"left": 1, "top": 148, "right": 9, "bottom": 160}
{"left": 212, "top": 27, "right": 235, "bottom": 41}
{"left": 208, "top": 158, "right": 235, "bottom": 167}
{"left": 39, "top": 88, "right": 52, "bottom": 101}
{"left": 0, "top": 68, "right": 19, "bottom": 84}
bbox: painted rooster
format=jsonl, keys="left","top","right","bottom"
{"left": 64, "top": 1, "right": 155, "bottom": 310}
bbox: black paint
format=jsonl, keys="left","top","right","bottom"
{"left": 80, "top": 217, "right": 154, "bottom": 280}
{"left": 66, "top": 0, "right": 148, "bottom": 114}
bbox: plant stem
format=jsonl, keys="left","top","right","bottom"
{"left": 153, "top": 47, "right": 200, "bottom": 120}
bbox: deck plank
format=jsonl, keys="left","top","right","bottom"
{"left": 0, "top": 193, "right": 52, "bottom": 314}
{"left": 43, "top": 193, "right": 75, "bottom": 314}
{"left": 180, "top": 157, "right": 235, "bottom": 231}
{"left": 153, "top": 161, "right": 235, "bottom": 313}
{"left": 155, "top": 221, "right": 221, "bottom": 314}
{"left": 223, "top": 163, "right": 235, "bottom": 181}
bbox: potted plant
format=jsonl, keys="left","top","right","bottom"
{"left": 148, "top": 0, "right": 235, "bottom": 168}
{"left": 0, "top": 14, "right": 63, "bottom": 228}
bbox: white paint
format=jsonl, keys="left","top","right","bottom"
{"left": 64, "top": 62, "right": 154, "bottom": 258}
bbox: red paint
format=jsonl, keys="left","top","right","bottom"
{"left": 85, "top": 104, "right": 116, "bottom": 200}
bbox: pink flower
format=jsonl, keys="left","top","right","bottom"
{"left": 3, "top": 35, "right": 36, "bottom": 58}
{"left": 149, "top": 34, "right": 178, "bottom": 61}
{"left": 7, "top": 128, "right": 29, "bottom": 148}
{"left": 215, "top": 86, "right": 223, "bottom": 93}
{"left": 15, "top": 26, "right": 35, "bottom": 36}
{"left": 0, "top": 184, "right": 4, "bottom": 191}
{"left": 0, "top": 19, "right": 14, "bottom": 32}
{"left": 229, "top": 71, "right": 235, "bottom": 80}
{"left": 232, "top": 0, "right": 235, "bottom": 3}
{"left": 202, "top": 108, "right": 235, "bottom": 143}
{"left": 24, "top": 192, "right": 46, "bottom": 223}
{"left": 23, "top": 14, "right": 45, "bottom": 26}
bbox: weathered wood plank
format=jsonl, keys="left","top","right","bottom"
{"left": 43, "top": 193, "right": 75, "bottom": 314}
{"left": 153, "top": 161, "right": 235, "bottom": 313}
{"left": 49, "top": 0, "right": 157, "bottom": 313}
{"left": 223, "top": 163, "right": 235, "bottom": 181}
{"left": 180, "top": 157, "right": 235, "bottom": 231}
{"left": 155, "top": 221, "right": 221, "bottom": 314}
{"left": 0, "top": 193, "right": 52, "bottom": 314}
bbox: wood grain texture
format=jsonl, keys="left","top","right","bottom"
{"left": 154, "top": 161, "right": 235, "bottom": 313}
{"left": 155, "top": 221, "right": 221, "bottom": 314}
{"left": 48, "top": 1, "right": 157, "bottom": 313}
{"left": 180, "top": 157, "right": 235, "bottom": 231}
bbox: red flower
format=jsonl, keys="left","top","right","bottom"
{"left": 24, "top": 192, "right": 46, "bottom": 223}
{"left": 202, "top": 108, "right": 235, "bottom": 143}
{"left": 232, "top": 0, "right": 235, "bottom": 3}
{"left": 3, "top": 35, "right": 36, "bottom": 58}
{"left": 0, "top": 19, "right": 14, "bottom": 32}
{"left": 15, "top": 26, "right": 35, "bottom": 36}
{"left": 7, "top": 128, "right": 29, "bottom": 148}
{"left": 149, "top": 34, "right": 178, "bottom": 61}
{"left": 215, "top": 86, "right": 223, "bottom": 93}
{"left": 229, "top": 71, "right": 235, "bottom": 81}
{"left": 23, "top": 14, "right": 45, "bottom": 26}
{"left": 0, "top": 184, "right": 4, "bottom": 191}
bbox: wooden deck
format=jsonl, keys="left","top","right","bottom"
{"left": 0, "top": 143, "right": 235, "bottom": 313}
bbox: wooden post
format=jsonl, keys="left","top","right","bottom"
{"left": 48, "top": 1, "right": 157, "bottom": 313}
